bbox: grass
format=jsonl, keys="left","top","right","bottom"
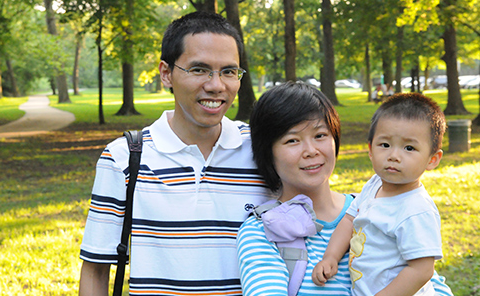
{"left": 0, "top": 88, "right": 479, "bottom": 295}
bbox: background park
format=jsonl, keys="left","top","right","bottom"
{"left": 1, "top": 0, "right": 480, "bottom": 295}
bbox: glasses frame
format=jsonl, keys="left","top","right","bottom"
{"left": 173, "top": 64, "right": 246, "bottom": 81}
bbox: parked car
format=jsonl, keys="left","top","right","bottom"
{"left": 465, "top": 76, "right": 480, "bottom": 89}
{"left": 400, "top": 76, "right": 433, "bottom": 90}
{"left": 459, "top": 75, "right": 480, "bottom": 89}
{"left": 265, "top": 81, "right": 283, "bottom": 89}
{"left": 432, "top": 75, "right": 448, "bottom": 89}
{"left": 335, "top": 79, "right": 361, "bottom": 88}
{"left": 305, "top": 78, "right": 321, "bottom": 88}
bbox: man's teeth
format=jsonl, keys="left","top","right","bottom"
{"left": 200, "top": 101, "right": 222, "bottom": 108}
{"left": 303, "top": 164, "right": 321, "bottom": 170}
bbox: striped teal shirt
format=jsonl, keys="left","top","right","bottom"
{"left": 237, "top": 194, "right": 454, "bottom": 296}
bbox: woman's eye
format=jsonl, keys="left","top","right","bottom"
{"left": 285, "top": 139, "right": 297, "bottom": 144}
{"left": 315, "top": 133, "right": 326, "bottom": 139}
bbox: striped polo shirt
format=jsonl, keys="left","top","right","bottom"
{"left": 80, "top": 110, "right": 271, "bottom": 295}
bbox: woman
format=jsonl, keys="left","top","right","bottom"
{"left": 236, "top": 82, "right": 453, "bottom": 296}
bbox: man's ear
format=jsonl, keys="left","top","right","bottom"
{"left": 426, "top": 149, "right": 443, "bottom": 171}
{"left": 159, "top": 61, "right": 173, "bottom": 88}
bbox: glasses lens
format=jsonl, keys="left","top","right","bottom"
{"left": 188, "top": 67, "right": 210, "bottom": 76}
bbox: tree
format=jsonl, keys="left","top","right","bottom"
{"left": 320, "top": 0, "right": 338, "bottom": 105}
{"left": 44, "top": 0, "right": 71, "bottom": 103}
{"left": 438, "top": 0, "right": 469, "bottom": 115}
{"left": 224, "top": 0, "right": 257, "bottom": 121}
{"left": 115, "top": 0, "right": 140, "bottom": 115}
{"left": 283, "top": 0, "right": 296, "bottom": 81}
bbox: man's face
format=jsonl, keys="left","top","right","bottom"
{"left": 161, "top": 33, "right": 241, "bottom": 134}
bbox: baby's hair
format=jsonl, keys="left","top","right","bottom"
{"left": 368, "top": 92, "right": 446, "bottom": 155}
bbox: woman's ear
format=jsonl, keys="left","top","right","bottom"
{"left": 159, "top": 61, "right": 173, "bottom": 88}
{"left": 426, "top": 149, "right": 443, "bottom": 171}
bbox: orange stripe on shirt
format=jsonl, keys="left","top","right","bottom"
{"left": 90, "top": 205, "right": 124, "bottom": 215}
{"left": 132, "top": 230, "right": 237, "bottom": 237}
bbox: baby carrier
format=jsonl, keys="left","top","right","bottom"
{"left": 252, "top": 194, "right": 323, "bottom": 296}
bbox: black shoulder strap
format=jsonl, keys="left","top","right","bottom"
{"left": 113, "top": 130, "right": 143, "bottom": 296}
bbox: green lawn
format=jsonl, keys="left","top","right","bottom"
{"left": 0, "top": 88, "right": 479, "bottom": 295}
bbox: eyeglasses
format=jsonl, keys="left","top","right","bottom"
{"left": 174, "top": 64, "right": 246, "bottom": 81}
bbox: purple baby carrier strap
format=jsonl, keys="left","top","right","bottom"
{"left": 253, "top": 194, "right": 323, "bottom": 296}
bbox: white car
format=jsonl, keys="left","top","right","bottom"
{"left": 305, "top": 78, "right": 321, "bottom": 88}
{"left": 335, "top": 79, "right": 361, "bottom": 88}
{"left": 465, "top": 76, "right": 480, "bottom": 89}
{"left": 458, "top": 75, "right": 478, "bottom": 88}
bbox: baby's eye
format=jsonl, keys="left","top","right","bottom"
{"left": 405, "top": 145, "right": 416, "bottom": 152}
{"left": 380, "top": 143, "right": 390, "bottom": 148}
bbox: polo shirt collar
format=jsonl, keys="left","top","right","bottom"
{"left": 150, "top": 110, "right": 242, "bottom": 153}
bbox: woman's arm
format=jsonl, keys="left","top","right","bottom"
{"left": 431, "top": 270, "right": 454, "bottom": 296}
{"left": 236, "top": 218, "right": 290, "bottom": 296}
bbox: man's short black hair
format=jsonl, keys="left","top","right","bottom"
{"left": 161, "top": 11, "right": 243, "bottom": 68}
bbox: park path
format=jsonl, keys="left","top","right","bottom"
{"left": 0, "top": 95, "right": 75, "bottom": 139}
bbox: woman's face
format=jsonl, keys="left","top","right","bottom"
{"left": 272, "top": 119, "right": 337, "bottom": 201}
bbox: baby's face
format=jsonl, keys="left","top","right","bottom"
{"left": 368, "top": 117, "right": 438, "bottom": 194}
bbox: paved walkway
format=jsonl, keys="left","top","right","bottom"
{"left": 0, "top": 95, "right": 75, "bottom": 139}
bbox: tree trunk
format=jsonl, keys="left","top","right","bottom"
{"left": 365, "top": 43, "right": 372, "bottom": 102}
{"left": 0, "top": 64, "right": 3, "bottom": 98}
{"left": 6, "top": 59, "right": 20, "bottom": 97}
{"left": 321, "top": 0, "right": 339, "bottom": 105}
{"left": 395, "top": 26, "right": 404, "bottom": 94}
{"left": 224, "top": 0, "right": 256, "bottom": 121}
{"left": 442, "top": 24, "right": 469, "bottom": 115}
{"left": 73, "top": 34, "right": 82, "bottom": 95}
{"left": 258, "top": 75, "right": 264, "bottom": 93}
{"left": 382, "top": 51, "right": 393, "bottom": 88}
{"left": 424, "top": 62, "right": 430, "bottom": 91}
{"left": 49, "top": 77, "right": 56, "bottom": 95}
{"left": 283, "top": 0, "right": 296, "bottom": 82}
{"left": 116, "top": 0, "right": 140, "bottom": 116}
{"left": 190, "top": 0, "right": 217, "bottom": 13}
{"left": 155, "top": 74, "right": 162, "bottom": 93}
{"left": 97, "top": 13, "right": 105, "bottom": 125}
{"left": 44, "top": 0, "right": 71, "bottom": 103}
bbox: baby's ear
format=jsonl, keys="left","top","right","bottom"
{"left": 426, "top": 149, "right": 443, "bottom": 171}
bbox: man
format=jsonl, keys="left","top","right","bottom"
{"left": 79, "top": 12, "right": 269, "bottom": 296}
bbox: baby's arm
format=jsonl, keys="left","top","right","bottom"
{"left": 375, "top": 256, "right": 435, "bottom": 296}
{"left": 312, "top": 214, "right": 354, "bottom": 286}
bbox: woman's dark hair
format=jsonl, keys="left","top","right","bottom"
{"left": 250, "top": 82, "right": 340, "bottom": 192}
{"left": 161, "top": 11, "right": 243, "bottom": 68}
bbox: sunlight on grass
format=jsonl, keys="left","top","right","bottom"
{"left": 1, "top": 87, "right": 479, "bottom": 295}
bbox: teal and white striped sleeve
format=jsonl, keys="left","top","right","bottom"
{"left": 432, "top": 270, "right": 454, "bottom": 296}
{"left": 237, "top": 216, "right": 290, "bottom": 296}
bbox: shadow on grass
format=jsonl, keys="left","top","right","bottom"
{"left": 0, "top": 120, "right": 479, "bottom": 295}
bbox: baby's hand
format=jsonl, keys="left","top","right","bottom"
{"left": 312, "top": 258, "right": 338, "bottom": 286}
